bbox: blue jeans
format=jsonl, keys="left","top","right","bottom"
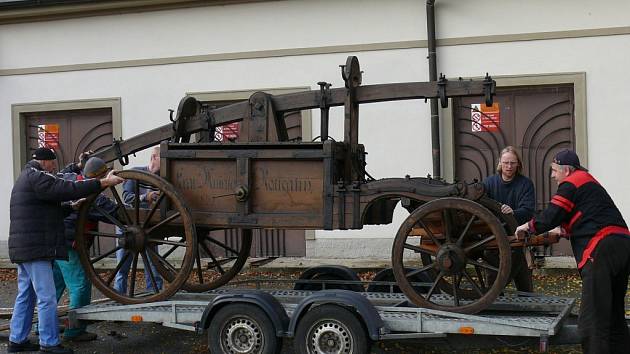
{"left": 113, "top": 228, "right": 163, "bottom": 294}
{"left": 54, "top": 248, "right": 91, "bottom": 337}
{"left": 10, "top": 261, "right": 60, "bottom": 347}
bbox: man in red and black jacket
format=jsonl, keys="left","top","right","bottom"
{"left": 516, "top": 149, "right": 630, "bottom": 353}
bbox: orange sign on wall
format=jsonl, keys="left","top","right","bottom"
{"left": 471, "top": 103, "right": 501, "bottom": 132}
{"left": 38, "top": 124, "right": 60, "bottom": 149}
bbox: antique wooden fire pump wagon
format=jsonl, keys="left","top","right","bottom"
{"left": 76, "top": 56, "right": 550, "bottom": 315}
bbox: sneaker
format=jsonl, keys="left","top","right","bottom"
{"left": 38, "top": 344, "right": 73, "bottom": 354}
{"left": 8, "top": 340, "right": 40, "bottom": 352}
{"left": 63, "top": 331, "right": 97, "bottom": 342}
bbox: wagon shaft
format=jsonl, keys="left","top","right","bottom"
{"left": 415, "top": 235, "right": 502, "bottom": 250}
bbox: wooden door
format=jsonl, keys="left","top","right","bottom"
{"left": 24, "top": 108, "right": 113, "bottom": 170}
{"left": 452, "top": 85, "right": 575, "bottom": 256}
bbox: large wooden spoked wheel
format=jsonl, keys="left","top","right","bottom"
{"left": 75, "top": 170, "right": 196, "bottom": 304}
{"left": 417, "top": 196, "right": 518, "bottom": 298}
{"left": 153, "top": 228, "right": 252, "bottom": 292}
{"left": 392, "top": 197, "right": 511, "bottom": 314}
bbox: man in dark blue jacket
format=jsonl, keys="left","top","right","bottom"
{"left": 8, "top": 148, "right": 123, "bottom": 354}
{"left": 483, "top": 146, "right": 536, "bottom": 292}
{"left": 483, "top": 147, "right": 535, "bottom": 225}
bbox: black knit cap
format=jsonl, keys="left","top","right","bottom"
{"left": 83, "top": 157, "right": 108, "bottom": 178}
{"left": 32, "top": 147, "right": 56, "bottom": 160}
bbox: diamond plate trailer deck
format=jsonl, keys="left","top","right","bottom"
{"left": 69, "top": 287, "right": 576, "bottom": 353}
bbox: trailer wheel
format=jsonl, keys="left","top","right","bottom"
{"left": 294, "top": 265, "right": 364, "bottom": 292}
{"left": 295, "top": 304, "right": 369, "bottom": 354}
{"left": 366, "top": 267, "right": 431, "bottom": 293}
{"left": 208, "top": 303, "right": 281, "bottom": 354}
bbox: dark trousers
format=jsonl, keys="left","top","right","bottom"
{"left": 485, "top": 248, "right": 533, "bottom": 292}
{"left": 579, "top": 234, "right": 630, "bottom": 354}
{"left": 509, "top": 249, "right": 533, "bottom": 292}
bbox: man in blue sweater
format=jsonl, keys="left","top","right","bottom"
{"left": 483, "top": 146, "right": 535, "bottom": 292}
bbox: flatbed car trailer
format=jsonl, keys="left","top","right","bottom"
{"left": 69, "top": 279, "right": 580, "bottom": 354}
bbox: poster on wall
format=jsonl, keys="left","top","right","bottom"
{"left": 471, "top": 103, "right": 501, "bottom": 132}
{"left": 37, "top": 124, "right": 60, "bottom": 150}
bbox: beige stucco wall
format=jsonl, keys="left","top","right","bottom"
{"left": 1, "top": 0, "right": 629, "bottom": 256}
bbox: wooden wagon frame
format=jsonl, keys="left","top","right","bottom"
{"left": 74, "top": 56, "right": 538, "bottom": 314}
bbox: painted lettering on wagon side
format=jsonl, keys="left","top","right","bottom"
{"left": 260, "top": 169, "right": 314, "bottom": 193}
{"left": 175, "top": 167, "right": 236, "bottom": 191}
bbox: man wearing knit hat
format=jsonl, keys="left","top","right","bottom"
{"left": 516, "top": 149, "right": 630, "bottom": 353}
{"left": 51, "top": 157, "right": 120, "bottom": 343}
{"left": 8, "top": 148, "right": 124, "bottom": 354}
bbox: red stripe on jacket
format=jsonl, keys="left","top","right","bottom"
{"left": 566, "top": 211, "right": 582, "bottom": 234}
{"left": 577, "top": 226, "right": 630, "bottom": 269}
{"left": 528, "top": 219, "right": 537, "bottom": 234}
{"left": 563, "top": 170, "right": 599, "bottom": 188}
{"left": 551, "top": 196, "right": 573, "bottom": 212}
{"left": 552, "top": 195, "right": 575, "bottom": 210}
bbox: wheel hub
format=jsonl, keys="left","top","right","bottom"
{"left": 223, "top": 317, "right": 262, "bottom": 353}
{"left": 435, "top": 244, "right": 467, "bottom": 275}
{"left": 120, "top": 226, "right": 147, "bottom": 253}
{"left": 309, "top": 320, "right": 352, "bottom": 354}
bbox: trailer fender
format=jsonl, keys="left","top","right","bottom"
{"left": 198, "top": 290, "right": 289, "bottom": 337}
{"left": 287, "top": 289, "right": 385, "bottom": 341}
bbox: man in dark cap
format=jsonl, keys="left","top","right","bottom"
{"left": 516, "top": 149, "right": 630, "bottom": 353}
{"left": 51, "top": 157, "right": 119, "bottom": 342}
{"left": 8, "top": 148, "right": 124, "bottom": 354}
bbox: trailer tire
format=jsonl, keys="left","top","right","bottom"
{"left": 208, "top": 303, "right": 281, "bottom": 354}
{"left": 366, "top": 267, "right": 431, "bottom": 293}
{"left": 295, "top": 304, "right": 370, "bottom": 354}
{"left": 294, "top": 265, "right": 364, "bottom": 292}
